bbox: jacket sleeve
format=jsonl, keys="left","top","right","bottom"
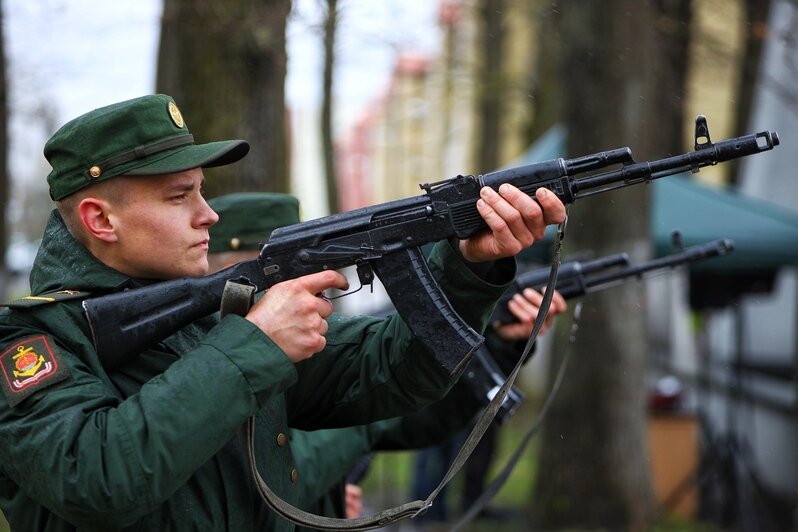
{"left": 289, "top": 378, "right": 484, "bottom": 510}
{"left": 285, "top": 239, "right": 516, "bottom": 429}
{"left": 366, "top": 376, "right": 484, "bottom": 452}
{"left": 0, "top": 308, "right": 297, "bottom": 529}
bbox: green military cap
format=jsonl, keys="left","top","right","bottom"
{"left": 44, "top": 94, "right": 250, "bottom": 200}
{"left": 208, "top": 192, "right": 301, "bottom": 253}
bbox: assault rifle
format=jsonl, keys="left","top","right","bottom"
{"left": 465, "top": 235, "right": 733, "bottom": 424}
{"left": 491, "top": 236, "right": 735, "bottom": 324}
{"left": 83, "top": 117, "right": 777, "bottom": 373}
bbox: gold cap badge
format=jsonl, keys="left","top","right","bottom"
{"left": 168, "top": 101, "right": 185, "bottom": 128}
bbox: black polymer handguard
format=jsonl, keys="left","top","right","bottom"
{"left": 83, "top": 117, "right": 776, "bottom": 373}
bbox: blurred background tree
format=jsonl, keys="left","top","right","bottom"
{"left": 156, "top": 0, "right": 291, "bottom": 197}
{"left": 531, "top": 0, "right": 680, "bottom": 528}
{"left": 321, "top": 0, "right": 339, "bottom": 214}
{"left": 474, "top": 0, "right": 506, "bottom": 174}
{"left": 730, "top": 0, "right": 772, "bottom": 184}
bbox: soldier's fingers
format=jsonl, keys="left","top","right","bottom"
{"left": 494, "top": 184, "right": 545, "bottom": 242}
{"left": 474, "top": 190, "right": 523, "bottom": 256}
{"left": 535, "top": 187, "right": 567, "bottom": 226}
{"left": 540, "top": 287, "right": 568, "bottom": 315}
{"left": 301, "top": 270, "right": 350, "bottom": 294}
{"left": 521, "top": 288, "right": 545, "bottom": 308}
{"left": 551, "top": 289, "right": 568, "bottom": 314}
{"left": 508, "top": 295, "right": 538, "bottom": 323}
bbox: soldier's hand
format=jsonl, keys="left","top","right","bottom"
{"left": 246, "top": 270, "right": 349, "bottom": 362}
{"left": 459, "top": 185, "right": 566, "bottom": 263}
{"left": 345, "top": 484, "right": 363, "bottom": 519}
{"left": 493, "top": 288, "right": 568, "bottom": 340}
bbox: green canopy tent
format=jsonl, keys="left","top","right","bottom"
{"left": 509, "top": 125, "right": 798, "bottom": 307}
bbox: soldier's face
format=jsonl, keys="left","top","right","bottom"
{"left": 105, "top": 168, "right": 219, "bottom": 280}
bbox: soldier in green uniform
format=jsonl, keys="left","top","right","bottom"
{"left": 0, "top": 94, "right": 565, "bottom": 531}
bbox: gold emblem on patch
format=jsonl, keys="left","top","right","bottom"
{"left": 13, "top": 345, "right": 44, "bottom": 379}
{"left": 168, "top": 101, "right": 185, "bottom": 128}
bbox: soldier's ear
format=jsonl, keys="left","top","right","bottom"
{"left": 78, "top": 197, "right": 118, "bottom": 243}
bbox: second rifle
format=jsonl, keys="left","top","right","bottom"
{"left": 492, "top": 236, "right": 735, "bottom": 324}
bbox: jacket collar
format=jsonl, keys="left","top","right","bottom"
{"left": 29, "top": 210, "right": 135, "bottom": 295}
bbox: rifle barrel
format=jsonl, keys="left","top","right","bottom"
{"left": 581, "top": 239, "right": 734, "bottom": 293}
{"left": 572, "top": 131, "right": 779, "bottom": 198}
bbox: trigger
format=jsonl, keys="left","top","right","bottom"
{"left": 356, "top": 264, "right": 375, "bottom": 293}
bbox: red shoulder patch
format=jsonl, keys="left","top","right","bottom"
{"left": 1, "top": 336, "right": 71, "bottom": 407}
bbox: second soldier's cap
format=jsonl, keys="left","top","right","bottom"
{"left": 44, "top": 94, "right": 250, "bottom": 201}
{"left": 208, "top": 192, "right": 301, "bottom": 253}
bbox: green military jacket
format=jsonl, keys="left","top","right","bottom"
{"left": 0, "top": 210, "right": 513, "bottom": 531}
{"left": 289, "top": 371, "right": 486, "bottom": 514}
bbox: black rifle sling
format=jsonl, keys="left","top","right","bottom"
{"left": 451, "top": 302, "right": 581, "bottom": 531}
{"left": 229, "top": 219, "right": 565, "bottom": 530}
{"left": 220, "top": 280, "right": 256, "bottom": 319}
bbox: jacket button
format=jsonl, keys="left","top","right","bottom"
{"left": 276, "top": 433, "right": 288, "bottom": 447}
{"left": 290, "top": 468, "right": 299, "bottom": 483}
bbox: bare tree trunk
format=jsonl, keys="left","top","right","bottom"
{"left": 475, "top": 0, "right": 507, "bottom": 172}
{"left": 530, "top": 1, "right": 692, "bottom": 528}
{"left": 652, "top": 0, "right": 693, "bottom": 156}
{"left": 524, "top": 1, "right": 563, "bottom": 144}
{"left": 0, "top": 0, "right": 9, "bottom": 302}
{"left": 156, "top": 0, "right": 291, "bottom": 197}
{"left": 729, "top": 0, "right": 771, "bottom": 184}
{"left": 321, "top": 0, "right": 339, "bottom": 213}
